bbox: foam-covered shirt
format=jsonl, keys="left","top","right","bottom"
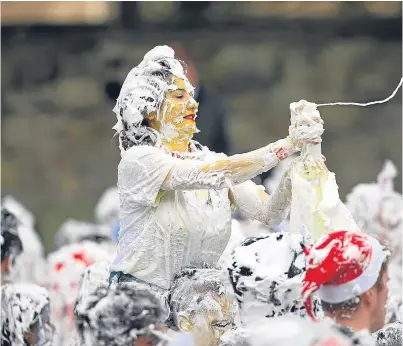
{"left": 110, "top": 145, "right": 233, "bottom": 289}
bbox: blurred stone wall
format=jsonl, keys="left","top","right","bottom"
{"left": 2, "top": 26, "right": 401, "bottom": 250}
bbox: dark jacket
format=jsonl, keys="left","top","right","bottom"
{"left": 193, "top": 85, "right": 230, "bottom": 155}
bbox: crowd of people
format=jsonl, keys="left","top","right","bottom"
{"left": 1, "top": 46, "right": 402, "bottom": 346}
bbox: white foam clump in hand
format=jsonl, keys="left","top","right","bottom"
{"left": 289, "top": 100, "right": 324, "bottom": 144}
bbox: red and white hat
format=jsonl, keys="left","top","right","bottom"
{"left": 302, "top": 230, "right": 388, "bottom": 320}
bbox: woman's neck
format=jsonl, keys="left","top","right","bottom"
{"left": 162, "top": 138, "right": 190, "bottom": 153}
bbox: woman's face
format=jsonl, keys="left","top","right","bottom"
{"left": 148, "top": 76, "right": 199, "bottom": 141}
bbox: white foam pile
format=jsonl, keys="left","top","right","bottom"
{"left": 228, "top": 231, "right": 322, "bottom": 325}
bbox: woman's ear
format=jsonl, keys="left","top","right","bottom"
{"left": 177, "top": 312, "right": 193, "bottom": 332}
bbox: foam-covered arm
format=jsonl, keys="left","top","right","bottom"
{"left": 228, "top": 170, "right": 292, "bottom": 228}
{"left": 162, "top": 138, "right": 295, "bottom": 190}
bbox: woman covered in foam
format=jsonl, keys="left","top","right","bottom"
{"left": 109, "top": 46, "right": 324, "bottom": 307}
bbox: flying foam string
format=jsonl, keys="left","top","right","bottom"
{"left": 316, "top": 77, "right": 403, "bottom": 107}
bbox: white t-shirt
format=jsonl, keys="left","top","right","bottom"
{"left": 110, "top": 145, "right": 233, "bottom": 290}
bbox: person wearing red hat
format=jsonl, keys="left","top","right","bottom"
{"left": 302, "top": 230, "right": 389, "bottom": 333}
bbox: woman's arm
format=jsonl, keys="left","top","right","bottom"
{"left": 161, "top": 137, "right": 293, "bottom": 191}
{"left": 228, "top": 170, "right": 292, "bottom": 228}
{"left": 162, "top": 100, "right": 324, "bottom": 191}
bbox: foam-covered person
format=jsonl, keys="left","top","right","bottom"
{"left": 302, "top": 231, "right": 403, "bottom": 345}
{"left": 373, "top": 322, "right": 402, "bottom": 346}
{"left": 94, "top": 186, "right": 120, "bottom": 230}
{"left": 74, "top": 281, "right": 170, "bottom": 346}
{"left": 1, "top": 196, "right": 46, "bottom": 285}
{"left": 345, "top": 160, "right": 402, "bottom": 261}
{"left": 345, "top": 161, "right": 402, "bottom": 324}
{"left": 55, "top": 219, "right": 112, "bottom": 249}
{"left": 1, "top": 283, "right": 55, "bottom": 346}
{"left": 1, "top": 208, "right": 23, "bottom": 285}
{"left": 302, "top": 231, "right": 390, "bottom": 335}
{"left": 169, "top": 267, "right": 237, "bottom": 346}
{"left": 109, "top": 45, "right": 324, "bottom": 318}
{"left": 46, "top": 241, "right": 111, "bottom": 346}
{"left": 54, "top": 219, "right": 117, "bottom": 261}
{"left": 228, "top": 231, "right": 322, "bottom": 325}
{"left": 73, "top": 262, "right": 112, "bottom": 345}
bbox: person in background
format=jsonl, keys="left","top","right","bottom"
{"left": 169, "top": 267, "right": 237, "bottom": 346}
{"left": 302, "top": 230, "right": 389, "bottom": 335}
{"left": 94, "top": 186, "right": 121, "bottom": 242}
{"left": 1, "top": 208, "right": 23, "bottom": 285}
{"left": 1, "top": 284, "right": 55, "bottom": 346}
{"left": 75, "top": 281, "right": 172, "bottom": 346}
{"left": 2, "top": 195, "right": 46, "bottom": 286}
